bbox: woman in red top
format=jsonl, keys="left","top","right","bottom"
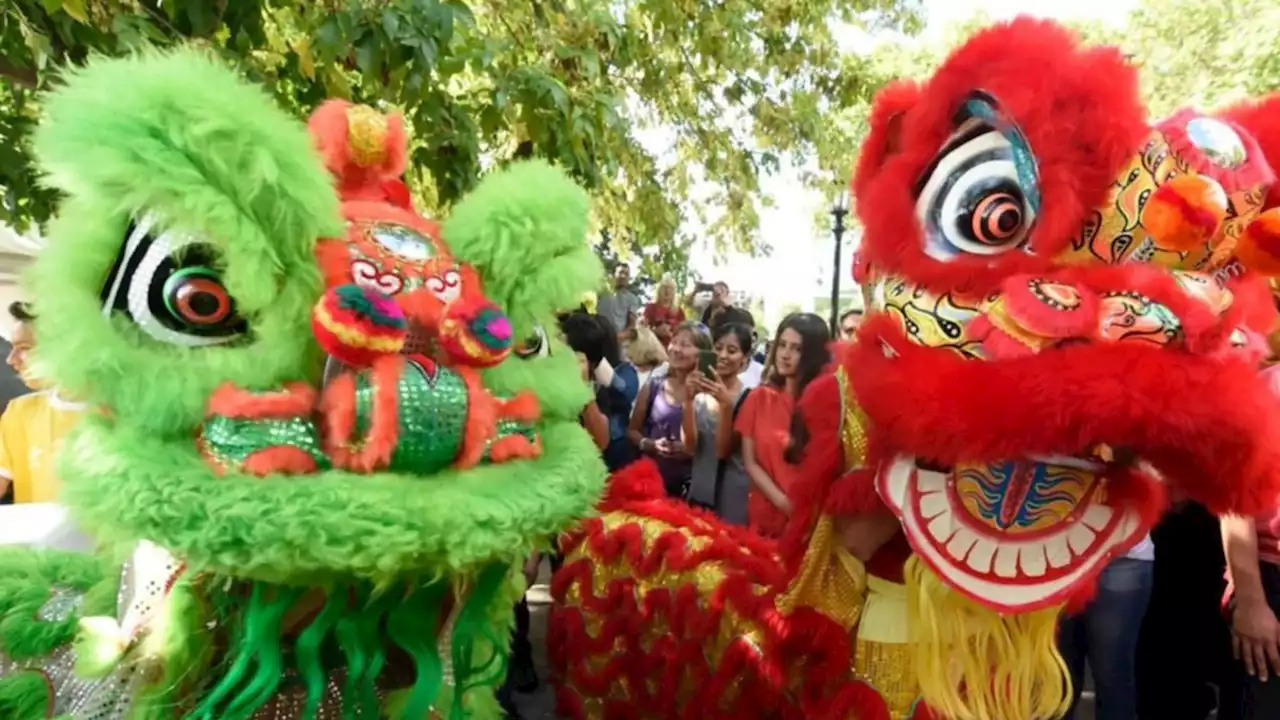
{"left": 735, "top": 312, "right": 830, "bottom": 538}
{"left": 642, "top": 278, "right": 686, "bottom": 347}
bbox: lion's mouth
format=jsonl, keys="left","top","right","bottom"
{"left": 877, "top": 454, "right": 1148, "bottom": 612}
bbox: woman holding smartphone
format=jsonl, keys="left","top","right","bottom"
{"left": 627, "top": 321, "right": 711, "bottom": 498}
{"left": 682, "top": 322, "right": 753, "bottom": 524}
{"left": 735, "top": 313, "right": 830, "bottom": 538}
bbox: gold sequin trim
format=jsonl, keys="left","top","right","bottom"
{"left": 346, "top": 104, "right": 389, "bottom": 168}
{"left": 836, "top": 365, "right": 869, "bottom": 471}
{"left": 854, "top": 637, "right": 920, "bottom": 720}
{"left": 774, "top": 514, "right": 866, "bottom": 630}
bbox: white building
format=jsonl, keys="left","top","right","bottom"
{"left": 0, "top": 224, "right": 42, "bottom": 340}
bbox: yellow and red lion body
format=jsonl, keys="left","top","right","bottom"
{"left": 553, "top": 18, "right": 1280, "bottom": 720}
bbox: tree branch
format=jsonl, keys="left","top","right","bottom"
{"left": 0, "top": 58, "right": 37, "bottom": 88}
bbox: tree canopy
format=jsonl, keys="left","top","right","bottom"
{"left": 811, "top": 0, "right": 1280, "bottom": 193}
{"left": 0, "top": 0, "right": 920, "bottom": 283}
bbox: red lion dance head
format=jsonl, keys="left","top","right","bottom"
{"left": 812, "top": 16, "right": 1280, "bottom": 717}
{"left": 550, "top": 19, "right": 1280, "bottom": 720}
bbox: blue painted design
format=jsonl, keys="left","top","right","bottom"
{"left": 955, "top": 460, "right": 1093, "bottom": 533}
{"left": 965, "top": 97, "right": 1041, "bottom": 214}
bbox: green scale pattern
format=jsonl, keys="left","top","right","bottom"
{"left": 202, "top": 414, "right": 330, "bottom": 471}
{"left": 353, "top": 358, "right": 468, "bottom": 474}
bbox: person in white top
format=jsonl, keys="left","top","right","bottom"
{"left": 740, "top": 358, "right": 764, "bottom": 388}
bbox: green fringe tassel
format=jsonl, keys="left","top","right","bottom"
{"left": 0, "top": 671, "right": 53, "bottom": 720}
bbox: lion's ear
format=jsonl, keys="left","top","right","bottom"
{"left": 851, "top": 81, "right": 920, "bottom": 198}
{"left": 1220, "top": 94, "right": 1280, "bottom": 209}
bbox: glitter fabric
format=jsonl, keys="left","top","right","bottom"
{"left": 117, "top": 541, "right": 184, "bottom": 640}
{"left": 345, "top": 105, "right": 389, "bottom": 169}
{"left": 854, "top": 638, "right": 918, "bottom": 720}
{"left": 247, "top": 668, "right": 385, "bottom": 719}
{"left": 483, "top": 417, "right": 538, "bottom": 462}
{"left": 353, "top": 359, "right": 466, "bottom": 474}
{"left": 438, "top": 590, "right": 465, "bottom": 687}
{"left": 38, "top": 586, "right": 85, "bottom": 622}
{"left": 837, "top": 366, "right": 869, "bottom": 472}
{"left": 200, "top": 413, "right": 330, "bottom": 473}
{"left": 0, "top": 642, "right": 142, "bottom": 718}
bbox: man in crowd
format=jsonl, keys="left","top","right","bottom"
{"left": 597, "top": 264, "right": 642, "bottom": 342}
{"left": 0, "top": 301, "right": 86, "bottom": 505}
{"left": 699, "top": 280, "right": 733, "bottom": 326}
{"left": 839, "top": 307, "right": 863, "bottom": 340}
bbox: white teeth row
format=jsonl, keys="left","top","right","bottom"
{"left": 878, "top": 455, "right": 1144, "bottom": 610}
{"left": 917, "top": 472, "right": 1118, "bottom": 579}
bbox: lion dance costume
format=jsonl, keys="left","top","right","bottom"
{"left": 0, "top": 48, "right": 606, "bottom": 719}
{"left": 551, "top": 18, "right": 1280, "bottom": 720}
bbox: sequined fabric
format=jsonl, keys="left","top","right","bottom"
{"left": 39, "top": 586, "right": 84, "bottom": 622}
{"left": 200, "top": 414, "right": 329, "bottom": 473}
{"left": 0, "top": 643, "right": 144, "bottom": 718}
{"left": 352, "top": 359, "right": 467, "bottom": 473}
{"left": 774, "top": 515, "right": 866, "bottom": 629}
{"left": 247, "top": 668, "right": 384, "bottom": 719}
{"left": 836, "top": 366, "right": 869, "bottom": 472}
{"left": 345, "top": 105, "right": 389, "bottom": 168}
{"left": 854, "top": 637, "right": 919, "bottom": 720}
{"left": 483, "top": 416, "right": 538, "bottom": 462}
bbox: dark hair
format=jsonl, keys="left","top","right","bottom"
{"left": 769, "top": 312, "right": 830, "bottom": 464}
{"left": 712, "top": 305, "right": 754, "bottom": 331}
{"left": 559, "top": 311, "right": 620, "bottom": 371}
{"left": 712, "top": 322, "right": 753, "bottom": 357}
{"left": 839, "top": 308, "right": 863, "bottom": 324}
{"left": 767, "top": 312, "right": 829, "bottom": 391}
{"left": 8, "top": 302, "right": 33, "bottom": 323}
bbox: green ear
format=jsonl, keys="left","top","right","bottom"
{"left": 444, "top": 160, "right": 605, "bottom": 330}
{"left": 28, "top": 47, "right": 339, "bottom": 434}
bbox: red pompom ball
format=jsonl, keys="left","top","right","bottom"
{"left": 312, "top": 284, "right": 407, "bottom": 367}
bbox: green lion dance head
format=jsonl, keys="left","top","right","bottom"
{"left": 8, "top": 46, "right": 606, "bottom": 719}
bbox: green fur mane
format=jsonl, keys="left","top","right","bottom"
{"left": 30, "top": 48, "right": 337, "bottom": 437}
{"left": 16, "top": 46, "right": 609, "bottom": 719}
{"left": 30, "top": 48, "right": 606, "bottom": 580}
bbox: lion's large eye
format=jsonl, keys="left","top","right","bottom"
{"left": 915, "top": 92, "right": 1039, "bottom": 262}
{"left": 514, "top": 325, "right": 551, "bottom": 360}
{"left": 100, "top": 216, "right": 247, "bottom": 347}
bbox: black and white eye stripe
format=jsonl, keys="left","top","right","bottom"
{"left": 915, "top": 115, "right": 1036, "bottom": 262}
{"left": 100, "top": 215, "right": 247, "bottom": 347}
{"left": 514, "top": 324, "right": 551, "bottom": 360}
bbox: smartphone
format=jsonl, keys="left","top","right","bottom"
{"left": 697, "top": 349, "right": 718, "bottom": 377}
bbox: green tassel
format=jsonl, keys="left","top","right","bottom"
{"left": 0, "top": 671, "right": 53, "bottom": 720}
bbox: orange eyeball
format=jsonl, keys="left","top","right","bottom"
{"left": 1236, "top": 209, "right": 1280, "bottom": 277}
{"left": 1142, "top": 174, "right": 1229, "bottom": 251}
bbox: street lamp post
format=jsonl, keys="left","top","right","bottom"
{"left": 829, "top": 187, "right": 851, "bottom": 336}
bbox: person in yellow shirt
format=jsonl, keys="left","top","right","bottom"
{"left": 0, "top": 301, "right": 85, "bottom": 503}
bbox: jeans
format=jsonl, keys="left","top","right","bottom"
{"left": 1059, "top": 556, "right": 1155, "bottom": 720}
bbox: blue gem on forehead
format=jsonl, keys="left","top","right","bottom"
{"left": 964, "top": 97, "right": 1041, "bottom": 215}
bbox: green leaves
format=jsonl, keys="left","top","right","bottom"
{"left": 0, "top": 0, "right": 923, "bottom": 273}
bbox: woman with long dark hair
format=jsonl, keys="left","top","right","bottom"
{"left": 734, "top": 312, "right": 829, "bottom": 538}
{"left": 559, "top": 312, "right": 639, "bottom": 468}
{"left": 682, "top": 322, "right": 753, "bottom": 524}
